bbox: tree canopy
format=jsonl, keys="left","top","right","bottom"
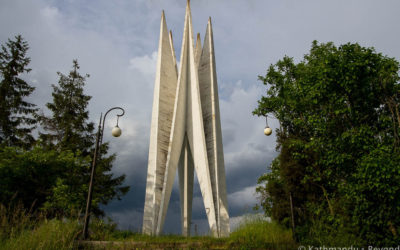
{"left": 38, "top": 60, "right": 129, "bottom": 216}
{"left": 0, "top": 35, "right": 37, "bottom": 148}
{"left": 254, "top": 41, "right": 400, "bottom": 245}
{"left": 39, "top": 59, "right": 94, "bottom": 154}
{"left": 0, "top": 36, "right": 129, "bottom": 220}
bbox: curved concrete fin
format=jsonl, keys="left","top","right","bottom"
{"left": 143, "top": 10, "right": 178, "bottom": 235}
{"left": 198, "top": 17, "right": 230, "bottom": 237}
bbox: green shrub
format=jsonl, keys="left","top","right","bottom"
{"left": 228, "top": 215, "right": 297, "bottom": 249}
{"left": 297, "top": 216, "right": 363, "bottom": 247}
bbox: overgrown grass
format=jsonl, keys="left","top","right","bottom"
{"left": 1, "top": 219, "right": 80, "bottom": 250}
{"left": 1, "top": 205, "right": 297, "bottom": 249}
{"left": 227, "top": 215, "right": 297, "bottom": 249}
{"left": 0, "top": 202, "right": 35, "bottom": 241}
{"left": 84, "top": 214, "right": 297, "bottom": 249}
{"left": 0, "top": 203, "right": 81, "bottom": 250}
{"left": 298, "top": 217, "right": 364, "bottom": 247}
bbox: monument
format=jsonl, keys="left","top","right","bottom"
{"left": 142, "top": 1, "right": 229, "bottom": 237}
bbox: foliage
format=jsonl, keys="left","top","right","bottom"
{"left": 0, "top": 36, "right": 131, "bottom": 249}
{"left": 0, "top": 144, "right": 127, "bottom": 218}
{"left": 101, "top": 215, "right": 295, "bottom": 249}
{"left": 38, "top": 60, "right": 129, "bottom": 217}
{"left": 347, "top": 145, "right": 400, "bottom": 245}
{"left": 0, "top": 35, "right": 37, "bottom": 148}
{"left": 0, "top": 146, "right": 90, "bottom": 212}
{"left": 39, "top": 59, "right": 94, "bottom": 154}
{"left": 228, "top": 215, "right": 296, "bottom": 249}
{"left": 254, "top": 41, "right": 400, "bottom": 245}
{"left": 0, "top": 202, "right": 35, "bottom": 242}
{"left": 1, "top": 201, "right": 79, "bottom": 250}
{"left": 1, "top": 219, "right": 80, "bottom": 250}
{"left": 1, "top": 208, "right": 295, "bottom": 249}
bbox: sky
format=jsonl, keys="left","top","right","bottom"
{"left": 1, "top": 0, "right": 400, "bottom": 235}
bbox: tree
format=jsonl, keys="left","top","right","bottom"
{"left": 0, "top": 145, "right": 89, "bottom": 211}
{"left": 254, "top": 41, "right": 400, "bottom": 245}
{"left": 0, "top": 35, "right": 37, "bottom": 148}
{"left": 39, "top": 59, "right": 94, "bottom": 154}
{"left": 39, "top": 60, "right": 129, "bottom": 217}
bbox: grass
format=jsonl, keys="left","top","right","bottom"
{"left": 227, "top": 215, "right": 297, "bottom": 249}
{"left": 83, "top": 214, "right": 297, "bottom": 249}
{"left": 0, "top": 203, "right": 81, "bottom": 250}
{"left": 1, "top": 219, "right": 80, "bottom": 250}
{"left": 1, "top": 205, "right": 297, "bottom": 249}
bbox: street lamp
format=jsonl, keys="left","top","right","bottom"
{"left": 264, "top": 116, "right": 272, "bottom": 136}
{"left": 82, "top": 107, "right": 125, "bottom": 240}
{"left": 262, "top": 114, "right": 295, "bottom": 238}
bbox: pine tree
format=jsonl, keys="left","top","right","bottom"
{"left": 39, "top": 59, "right": 94, "bottom": 154}
{"left": 40, "top": 60, "right": 129, "bottom": 216}
{"left": 0, "top": 35, "right": 37, "bottom": 148}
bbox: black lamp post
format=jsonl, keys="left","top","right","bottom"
{"left": 82, "top": 107, "right": 125, "bottom": 240}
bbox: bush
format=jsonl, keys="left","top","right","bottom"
{"left": 228, "top": 215, "right": 297, "bottom": 249}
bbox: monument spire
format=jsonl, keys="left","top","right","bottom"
{"left": 198, "top": 17, "right": 230, "bottom": 237}
{"left": 142, "top": 8, "right": 178, "bottom": 236}
{"left": 143, "top": 0, "right": 229, "bottom": 237}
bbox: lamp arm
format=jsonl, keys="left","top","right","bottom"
{"left": 99, "top": 107, "right": 125, "bottom": 146}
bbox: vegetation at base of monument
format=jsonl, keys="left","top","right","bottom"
{"left": 1, "top": 206, "right": 295, "bottom": 249}
{"left": 254, "top": 40, "right": 400, "bottom": 246}
{"left": 0, "top": 203, "right": 80, "bottom": 250}
{"left": 0, "top": 35, "right": 129, "bottom": 222}
{"left": 228, "top": 216, "right": 296, "bottom": 249}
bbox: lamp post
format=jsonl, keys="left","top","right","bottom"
{"left": 82, "top": 107, "right": 125, "bottom": 240}
{"left": 262, "top": 113, "right": 296, "bottom": 238}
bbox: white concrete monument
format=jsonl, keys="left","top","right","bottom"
{"left": 143, "top": 1, "right": 229, "bottom": 237}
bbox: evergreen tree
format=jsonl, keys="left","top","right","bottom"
{"left": 0, "top": 35, "right": 37, "bottom": 148}
{"left": 39, "top": 60, "right": 129, "bottom": 217}
{"left": 39, "top": 59, "right": 94, "bottom": 154}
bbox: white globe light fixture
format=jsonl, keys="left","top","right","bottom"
{"left": 264, "top": 126, "right": 272, "bottom": 136}
{"left": 112, "top": 126, "right": 122, "bottom": 137}
{"left": 264, "top": 115, "right": 272, "bottom": 136}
